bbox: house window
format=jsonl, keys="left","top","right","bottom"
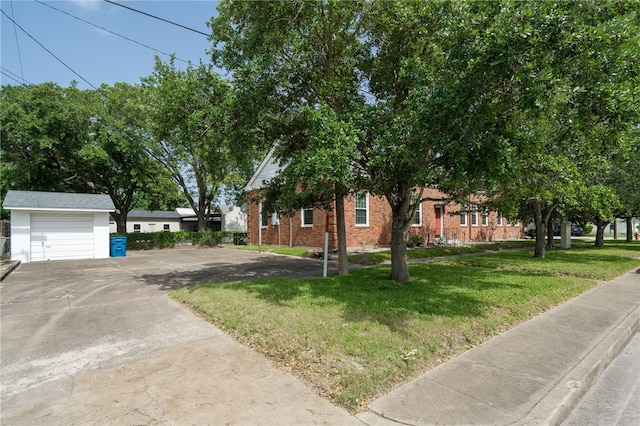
{"left": 163, "top": 224, "right": 170, "bottom": 232}
{"left": 302, "top": 207, "right": 313, "bottom": 227}
{"left": 133, "top": 224, "right": 141, "bottom": 233}
{"left": 412, "top": 197, "right": 422, "bottom": 226}
{"left": 482, "top": 207, "right": 489, "bottom": 226}
{"left": 497, "top": 212, "right": 503, "bottom": 226}
{"left": 460, "top": 204, "right": 467, "bottom": 226}
{"left": 260, "top": 203, "right": 268, "bottom": 227}
{"left": 471, "top": 204, "right": 479, "bottom": 226}
{"left": 355, "top": 192, "right": 369, "bottom": 226}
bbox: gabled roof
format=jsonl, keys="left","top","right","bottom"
{"left": 127, "top": 210, "right": 181, "bottom": 220}
{"left": 3, "top": 190, "right": 115, "bottom": 212}
{"left": 245, "top": 147, "right": 285, "bottom": 192}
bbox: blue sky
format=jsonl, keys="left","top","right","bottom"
{"left": 1, "top": 0, "right": 222, "bottom": 89}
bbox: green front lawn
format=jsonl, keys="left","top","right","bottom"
{"left": 227, "top": 244, "right": 313, "bottom": 257}
{"left": 171, "top": 241, "right": 640, "bottom": 413}
{"left": 347, "top": 240, "right": 537, "bottom": 265}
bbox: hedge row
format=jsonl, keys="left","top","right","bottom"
{"left": 111, "top": 231, "right": 247, "bottom": 250}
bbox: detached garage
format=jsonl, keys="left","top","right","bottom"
{"left": 2, "top": 191, "right": 115, "bottom": 263}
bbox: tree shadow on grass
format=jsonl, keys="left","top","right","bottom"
{"left": 213, "top": 263, "right": 530, "bottom": 332}
{"left": 139, "top": 256, "right": 348, "bottom": 291}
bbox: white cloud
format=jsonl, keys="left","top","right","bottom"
{"left": 68, "top": 0, "right": 102, "bottom": 11}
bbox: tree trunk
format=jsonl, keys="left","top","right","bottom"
{"left": 595, "top": 220, "right": 609, "bottom": 248}
{"left": 546, "top": 216, "right": 554, "bottom": 249}
{"left": 111, "top": 212, "right": 127, "bottom": 233}
{"left": 530, "top": 201, "right": 546, "bottom": 258}
{"left": 390, "top": 213, "right": 410, "bottom": 281}
{"left": 613, "top": 220, "right": 618, "bottom": 240}
{"left": 335, "top": 194, "right": 349, "bottom": 276}
{"left": 626, "top": 217, "right": 633, "bottom": 242}
{"left": 388, "top": 186, "right": 412, "bottom": 282}
{"left": 534, "top": 217, "right": 547, "bottom": 258}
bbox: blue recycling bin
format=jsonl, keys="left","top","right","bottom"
{"left": 110, "top": 236, "right": 127, "bottom": 257}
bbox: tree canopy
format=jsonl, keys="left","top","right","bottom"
{"left": 211, "top": 0, "right": 639, "bottom": 280}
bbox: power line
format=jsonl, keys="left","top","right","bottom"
{"left": 0, "top": 9, "right": 97, "bottom": 89}
{"left": 35, "top": 0, "right": 189, "bottom": 64}
{"left": 1, "top": 66, "right": 31, "bottom": 85}
{"left": 104, "top": 0, "right": 211, "bottom": 38}
{"left": 1, "top": 70, "right": 27, "bottom": 86}
{"left": 9, "top": 0, "right": 25, "bottom": 82}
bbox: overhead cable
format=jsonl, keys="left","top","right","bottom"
{"left": 1, "top": 70, "right": 27, "bottom": 86}
{"left": 35, "top": 0, "right": 189, "bottom": 64}
{"left": 8, "top": 0, "right": 25, "bottom": 82}
{"left": 1, "top": 66, "right": 31, "bottom": 85}
{"left": 0, "top": 9, "right": 97, "bottom": 89}
{"left": 103, "top": 0, "right": 211, "bottom": 37}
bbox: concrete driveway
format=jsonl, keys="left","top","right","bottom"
{"left": 0, "top": 247, "right": 360, "bottom": 425}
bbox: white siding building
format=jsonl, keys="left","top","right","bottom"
{"left": 3, "top": 191, "right": 115, "bottom": 263}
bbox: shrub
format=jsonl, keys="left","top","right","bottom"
{"left": 112, "top": 231, "right": 248, "bottom": 250}
{"left": 407, "top": 234, "right": 425, "bottom": 247}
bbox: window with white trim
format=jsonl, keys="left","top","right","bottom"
{"left": 482, "top": 207, "right": 489, "bottom": 226}
{"left": 471, "top": 204, "right": 479, "bottom": 226}
{"left": 460, "top": 203, "right": 467, "bottom": 226}
{"left": 260, "top": 203, "right": 268, "bottom": 227}
{"left": 302, "top": 207, "right": 313, "bottom": 227}
{"left": 355, "top": 192, "right": 369, "bottom": 226}
{"left": 163, "top": 224, "right": 170, "bottom": 232}
{"left": 133, "top": 224, "right": 141, "bottom": 233}
{"left": 497, "top": 212, "right": 503, "bottom": 226}
{"left": 412, "top": 197, "right": 422, "bottom": 226}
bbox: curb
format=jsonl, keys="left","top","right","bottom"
{"left": 515, "top": 282, "right": 640, "bottom": 426}
{"left": 0, "top": 260, "right": 20, "bottom": 282}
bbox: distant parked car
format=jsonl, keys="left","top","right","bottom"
{"left": 553, "top": 224, "right": 585, "bottom": 236}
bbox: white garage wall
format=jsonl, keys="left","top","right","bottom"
{"left": 10, "top": 210, "right": 30, "bottom": 263}
{"left": 10, "top": 210, "right": 111, "bottom": 263}
{"left": 94, "top": 213, "right": 110, "bottom": 259}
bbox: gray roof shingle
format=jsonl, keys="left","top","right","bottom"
{"left": 127, "top": 210, "right": 181, "bottom": 220}
{"left": 2, "top": 190, "right": 115, "bottom": 211}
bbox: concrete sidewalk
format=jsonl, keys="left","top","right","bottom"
{"left": 358, "top": 268, "right": 640, "bottom": 426}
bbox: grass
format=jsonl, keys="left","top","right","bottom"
{"left": 348, "top": 240, "right": 537, "bottom": 265}
{"left": 171, "top": 241, "right": 640, "bottom": 413}
{"left": 226, "top": 244, "right": 313, "bottom": 257}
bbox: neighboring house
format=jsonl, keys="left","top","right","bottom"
{"left": 111, "top": 210, "right": 182, "bottom": 233}
{"left": 175, "top": 208, "right": 222, "bottom": 232}
{"left": 609, "top": 217, "right": 640, "bottom": 236}
{"left": 245, "top": 150, "right": 523, "bottom": 249}
{"left": 3, "top": 190, "right": 115, "bottom": 263}
{"left": 109, "top": 206, "right": 247, "bottom": 233}
{"left": 219, "top": 204, "right": 248, "bottom": 232}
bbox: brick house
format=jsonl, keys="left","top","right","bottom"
{"left": 245, "top": 150, "right": 523, "bottom": 249}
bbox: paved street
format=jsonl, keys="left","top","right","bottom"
{"left": 562, "top": 332, "right": 640, "bottom": 426}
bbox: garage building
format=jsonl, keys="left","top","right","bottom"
{"left": 3, "top": 190, "right": 115, "bottom": 263}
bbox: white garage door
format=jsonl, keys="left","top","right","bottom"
{"left": 30, "top": 213, "right": 94, "bottom": 262}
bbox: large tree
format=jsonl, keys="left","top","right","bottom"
{"left": 0, "top": 82, "right": 181, "bottom": 231}
{"left": 143, "top": 57, "right": 236, "bottom": 231}
{"left": 1, "top": 83, "right": 91, "bottom": 196}
{"left": 463, "top": 1, "right": 640, "bottom": 257}
{"left": 210, "top": 0, "right": 639, "bottom": 280}
{"left": 83, "top": 83, "right": 182, "bottom": 232}
{"left": 210, "top": 1, "right": 368, "bottom": 275}
{"left": 211, "top": 0, "right": 489, "bottom": 281}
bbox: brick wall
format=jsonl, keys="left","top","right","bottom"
{"left": 247, "top": 189, "right": 523, "bottom": 248}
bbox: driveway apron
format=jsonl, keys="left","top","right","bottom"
{"left": 0, "top": 247, "right": 359, "bottom": 425}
